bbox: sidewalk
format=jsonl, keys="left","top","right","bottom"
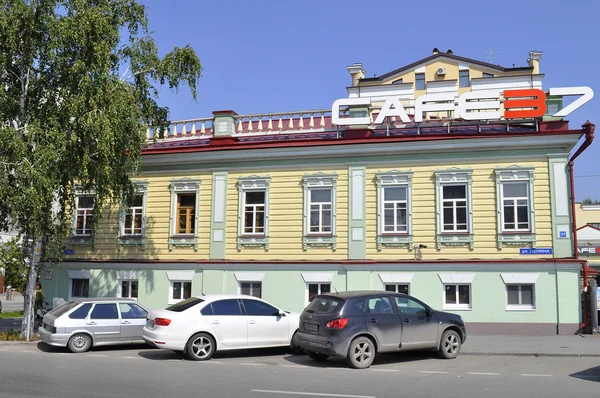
{"left": 0, "top": 290, "right": 24, "bottom": 313}
{"left": 462, "top": 334, "right": 600, "bottom": 357}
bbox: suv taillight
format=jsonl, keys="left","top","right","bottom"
{"left": 154, "top": 318, "right": 172, "bottom": 326}
{"left": 325, "top": 318, "right": 348, "bottom": 329}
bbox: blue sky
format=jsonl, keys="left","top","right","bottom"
{"left": 140, "top": 0, "right": 599, "bottom": 200}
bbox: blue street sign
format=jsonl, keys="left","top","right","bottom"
{"left": 559, "top": 231, "right": 567, "bottom": 238}
{"left": 520, "top": 248, "right": 553, "bottom": 255}
{"left": 63, "top": 249, "right": 75, "bottom": 255}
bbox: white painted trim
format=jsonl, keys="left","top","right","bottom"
{"left": 302, "top": 272, "right": 334, "bottom": 283}
{"left": 234, "top": 272, "right": 266, "bottom": 282}
{"left": 115, "top": 270, "right": 141, "bottom": 280}
{"left": 500, "top": 273, "right": 539, "bottom": 284}
{"left": 165, "top": 270, "right": 195, "bottom": 281}
{"left": 552, "top": 163, "right": 569, "bottom": 216}
{"left": 379, "top": 273, "right": 414, "bottom": 284}
{"left": 168, "top": 280, "right": 193, "bottom": 305}
{"left": 415, "top": 66, "right": 426, "bottom": 73}
{"left": 67, "top": 270, "right": 92, "bottom": 279}
{"left": 458, "top": 63, "right": 469, "bottom": 71}
{"left": 438, "top": 273, "right": 475, "bottom": 284}
{"left": 213, "top": 175, "right": 227, "bottom": 223}
{"left": 351, "top": 169, "right": 364, "bottom": 221}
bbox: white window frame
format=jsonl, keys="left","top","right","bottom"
{"left": 239, "top": 281, "right": 262, "bottom": 298}
{"left": 67, "top": 270, "right": 91, "bottom": 300}
{"left": 119, "top": 280, "right": 139, "bottom": 300}
{"left": 168, "top": 178, "right": 201, "bottom": 252}
{"left": 306, "top": 282, "right": 331, "bottom": 306}
{"left": 236, "top": 176, "right": 270, "bottom": 251}
{"left": 166, "top": 270, "right": 194, "bottom": 304}
{"left": 118, "top": 181, "right": 148, "bottom": 251}
{"left": 495, "top": 166, "right": 536, "bottom": 249}
{"left": 115, "top": 270, "right": 141, "bottom": 300}
{"left": 169, "top": 280, "right": 192, "bottom": 304}
{"left": 302, "top": 272, "right": 334, "bottom": 306}
{"left": 441, "top": 184, "right": 468, "bottom": 232}
{"left": 439, "top": 273, "right": 475, "bottom": 311}
{"left": 500, "top": 273, "right": 538, "bottom": 311}
{"left": 302, "top": 173, "right": 337, "bottom": 251}
{"left": 501, "top": 182, "right": 530, "bottom": 232}
{"left": 73, "top": 195, "right": 95, "bottom": 236}
{"left": 384, "top": 283, "right": 410, "bottom": 295}
{"left": 71, "top": 187, "right": 96, "bottom": 247}
{"left": 376, "top": 171, "right": 413, "bottom": 250}
{"left": 434, "top": 168, "right": 474, "bottom": 250}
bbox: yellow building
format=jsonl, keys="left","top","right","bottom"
{"left": 43, "top": 49, "right": 595, "bottom": 335}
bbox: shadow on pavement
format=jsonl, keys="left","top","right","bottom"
{"left": 137, "top": 346, "right": 291, "bottom": 361}
{"left": 570, "top": 365, "right": 600, "bottom": 383}
{"left": 35, "top": 341, "right": 155, "bottom": 354}
{"left": 284, "top": 350, "right": 437, "bottom": 368}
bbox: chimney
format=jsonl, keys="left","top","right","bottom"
{"left": 527, "top": 50, "right": 543, "bottom": 74}
{"left": 347, "top": 63, "right": 365, "bottom": 87}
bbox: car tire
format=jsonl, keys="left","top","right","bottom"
{"left": 346, "top": 336, "right": 375, "bottom": 369}
{"left": 438, "top": 329, "right": 461, "bottom": 359}
{"left": 186, "top": 333, "right": 216, "bottom": 361}
{"left": 307, "top": 352, "right": 329, "bottom": 362}
{"left": 290, "top": 331, "right": 305, "bottom": 355}
{"left": 67, "top": 333, "right": 92, "bottom": 353}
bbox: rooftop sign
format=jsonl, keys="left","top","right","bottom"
{"left": 332, "top": 87, "right": 593, "bottom": 126}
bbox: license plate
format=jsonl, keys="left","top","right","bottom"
{"left": 146, "top": 319, "right": 154, "bottom": 328}
{"left": 304, "top": 323, "right": 318, "bottom": 332}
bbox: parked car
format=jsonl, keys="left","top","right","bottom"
{"left": 142, "top": 295, "right": 301, "bottom": 360}
{"left": 295, "top": 290, "right": 467, "bottom": 369}
{"left": 39, "top": 298, "right": 150, "bottom": 353}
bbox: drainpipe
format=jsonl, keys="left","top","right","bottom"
{"left": 570, "top": 121, "right": 595, "bottom": 330}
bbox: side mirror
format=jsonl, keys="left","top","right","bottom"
{"left": 278, "top": 311, "right": 286, "bottom": 317}
{"left": 426, "top": 307, "right": 434, "bottom": 317}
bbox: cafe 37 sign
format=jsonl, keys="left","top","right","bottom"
{"left": 331, "top": 87, "right": 594, "bottom": 126}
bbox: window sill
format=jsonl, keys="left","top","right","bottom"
{"left": 436, "top": 233, "right": 474, "bottom": 250}
{"left": 168, "top": 236, "right": 198, "bottom": 252}
{"left": 303, "top": 234, "right": 337, "bottom": 251}
{"left": 443, "top": 306, "right": 472, "bottom": 311}
{"left": 237, "top": 235, "right": 269, "bottom": 251}
{"left": 68, "top": 235, "right": 95, "bottom": 247}
{"left": 377, "top": 234, "right": 413, "bottom": 251}
{"left": 497, "top": 232, "right": 536, "bottom": 249}
{"left": 117, "top": 236, "right": 146, "bottom": 251}
{"left": 505, "top": 307, "right": 536, "bottom": 311}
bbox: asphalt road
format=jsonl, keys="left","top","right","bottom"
{"left": 0, "top": 343, "right": 599, "bottom": 398}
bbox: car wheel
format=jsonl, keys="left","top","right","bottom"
{"left": 346, "top": 336, "right": 375, "bottom": 369}
{"left": 67, "top": 333, "right": 92, "bottom": 353}
{"left": 186, "top": 333, "right": 216, "bottom": 361}
{"left": 290, "top": 331, "right": 305, "bottom": 355}
{"left": 307, "top": 352, "right": 329, "bottom": 362}
{"left": 438, "top": 329, "right": 461, "bottom": 359}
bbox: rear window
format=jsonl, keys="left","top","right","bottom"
{"left": 305, "top": 296, "right": 345, "bottom": 314}
{"left": 48, "top": 300, "right": 79, "bottom": 317}
{"left": 166, "top": 297, "right": 204, "bottom": 312}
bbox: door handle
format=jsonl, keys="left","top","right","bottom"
{"left": 211, "top": 321, "right": 219, "bottom": 324}
{"left": 249, "top": 320, "right": 256, "bottom": 324}
{"left": 369, "top": 318, "right": 378, "bottom": 324}
{"left": 122, "top": 321, "right": 131, "bottom": 325}
{"left": 87, "top": 322, "right": 97, "bottom": 326}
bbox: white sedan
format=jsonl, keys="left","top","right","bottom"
{"left": 142, "top": 295, "right": 301, "bottom": 360}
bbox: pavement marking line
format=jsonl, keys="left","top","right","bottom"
{"left": 240, "top": 362, "right": 265, "bottom": 366}
{"left": 468, "top": 372, "right": 500, "bottom": 376}
{"left": 371, "top": 369, "right": 398, "bottom": 372}
{"left": 120, "top": 356, "right": 137, "bottom": 359}
{"left": 250, "top": 389, "right": 375, "bottom": 398}
{"left": 282, "top": 365, "right": 306, "bottom": 369}
{"left": 87, "top": 354, "right": 107, "bottom": 358}
{"left": 521, "top": 374, "right": 552, "bottom": 377}
{"left": 419, "top": 371, "right": 449, "bottom": 374}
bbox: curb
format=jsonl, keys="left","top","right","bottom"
{"left": 462, "top": 351, "right": 600, "bottom": 358}
{"left": 0, "top": 340, "right": 40, "bottom": 345}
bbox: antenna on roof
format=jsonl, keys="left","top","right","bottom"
{"left": 482, "top": 47, "right": 502, "bottom": 64}
{"left": 332, "top": 285, "right": 338, "bottom": 293}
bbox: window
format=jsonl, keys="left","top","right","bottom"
{"left": 415, "top": 73, "right": 425, "bottom": 90}
{"left": 502, "top": 182, "right": 530, "bottom": 231}
{"left": 394, "top": 296, "right": 427, "bottom": 315}
{"left": 305, "top": 296, "right": 344, "bottom": 314}
{"left": 177, "top": 194, "right": 196, "bottom": 234}
{"left": 506, "top": 284, "right": 535, "bottom": 309}
{"left": 119, "top": 303, "right": 148, "bottom": 319}
{"left": 546, "top": 102, "right": 559, "bottom": 115}
{"left": 494, "top": 167, "right": 536, "bottom": 248}
{"left": 74, "top": 196, "right": 94, "bottom": 236}
{"left": 242, "top": 299, "right": 279, "bottom": 316}
{"left": 302, "top": 173, "right": 337, "bottom": 250}
{"left": 243, "top": 191, "right": 265, "bottom": 234}
{"left": 459, "top": 70, "right": 470, "bottom": 88}
{"left": 444, "top": 284, "right": 471, "bottom": 309}
{"left": 482, "top": 72, "right": 494, "bottom": 78}
{"left": 211, "top": 299, "right": 242, "bottom": 316}
{"left": 240, "top": 282, "right": 262, "bottom": 298}
{"left": 383, "top": 186, "right": 407, "bottom": 233}
{"left": 120, "top": 280, "right": 138, "bottom": 299}
{"left": 385, "top": 284, "right": 409, "bottom": 295}
{"left": 168, "top": 178, "right": 200, "bottom": 251}
{"left": 442, "top": 185, "right": 468, "bottom": 232}
{"left": 171, "top": 281, "right": 192, "bottom": 302}
{"left": 71, "top": 279, "right": 89, "bottom": 298}
{"left": 167, "top": 297, "right": 204, "bottom": 312}
{"left": 366, "top": 297, "right": 394, "bottom": 314}
{"left": 236, "top": 176, "right": 270, "bottom": 251}
{"left": 69, "top": 303, "right": 93, "bottom": 319}
{"left": 435, "top": 169, "right": 473, "bottom": 249}
{"left": 308, "top": 283, "right": 330, "bottom": 303}
{"left": 123, "top": 194, "right": 144, "bottom": 235}
{"left": 90, "top": 304, "right": 118, "bottom": 319}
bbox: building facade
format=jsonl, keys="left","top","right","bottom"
{"left": 41, "top": 49, "right": 594, "bottom": 334}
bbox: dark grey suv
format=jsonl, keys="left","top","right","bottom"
{"left": 295, "top": 291, "right": 467, "bottom": 369}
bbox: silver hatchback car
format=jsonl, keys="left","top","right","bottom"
{"left": 39, "top": 298, "right": 150, "bottom": 353}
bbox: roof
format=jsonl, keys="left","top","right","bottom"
{"left": 359, "top": 52, "right": 533, "bottom": 83}
{"left": 321, "top": 290, "right": 395, "bottom": 299}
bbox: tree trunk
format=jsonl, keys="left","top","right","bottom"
{"left": 21, "top": 238, "right": 43, "bottom": 340}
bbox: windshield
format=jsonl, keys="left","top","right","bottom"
{"left": 165, "top": 297, "right": 204, "bottom": 312}
{"left": 48, "top": 300, "right": 79, "bottom": 317}
{"left": 305, "top": 296, "right": 345, "bottom": 314}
